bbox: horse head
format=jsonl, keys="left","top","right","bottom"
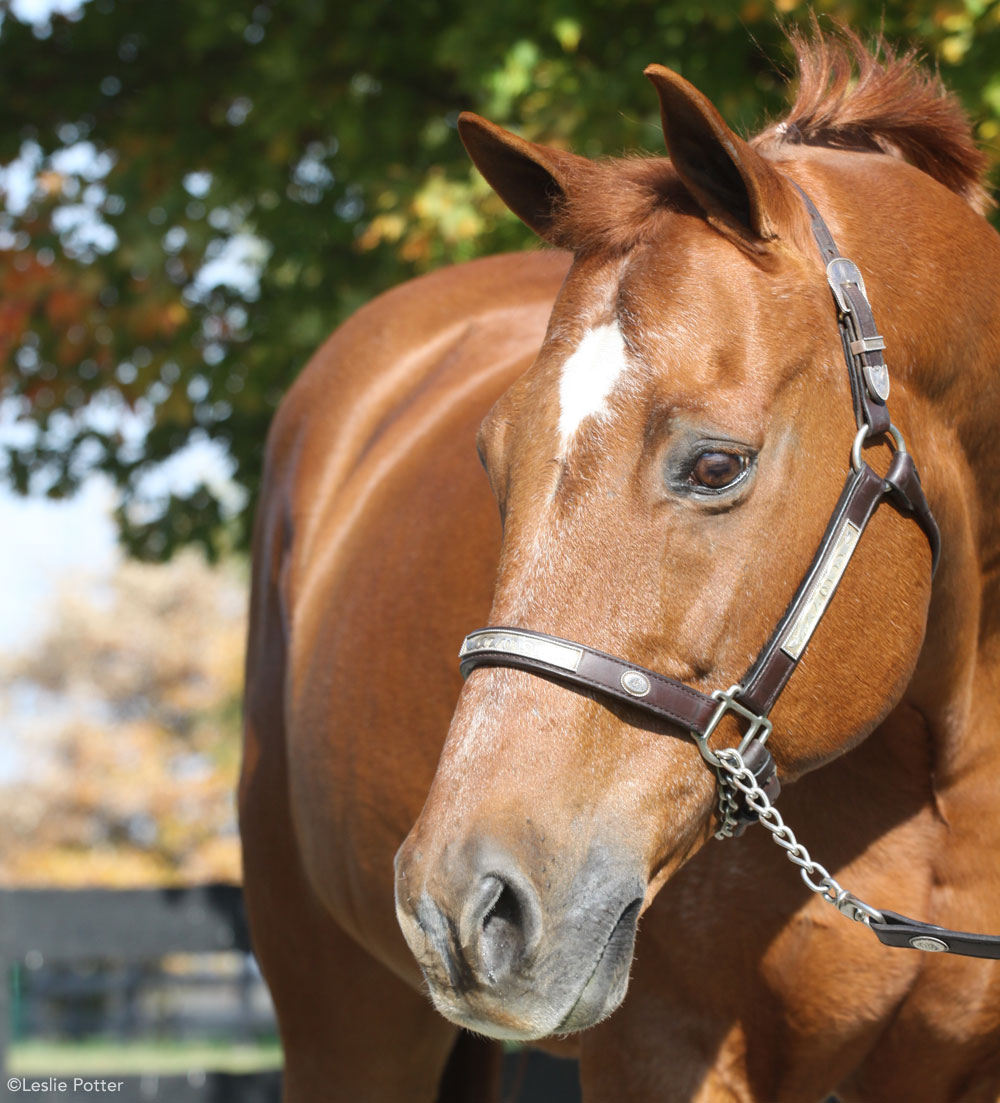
{"left": 394, "top": 35, "right": 988, "bottom": 1040}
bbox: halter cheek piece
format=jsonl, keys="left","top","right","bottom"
{"left": 459, "top": 186, "right": 1000, "bottom": 961}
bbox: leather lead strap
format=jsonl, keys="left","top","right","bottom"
{"left": 869, "top": 912, "right": 1000, "bottom": 960}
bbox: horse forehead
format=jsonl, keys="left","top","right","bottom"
{"left": 549, "top": 268, "right": 767, "bottom": 446}
{"left": 555, "top": 320, "right": 632, "bottom": 445}
{"left": 538, "top": 257, "right": 652, "bottom": 447}
{"left": 505, "top": 234, "right": 815, "bottom": 462}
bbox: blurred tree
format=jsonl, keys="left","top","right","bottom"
{"left": 0, "top": 552, "right": 245, "bottom": 885}
{"left": 0, "top": 0, "right": 997, "bottom": 558}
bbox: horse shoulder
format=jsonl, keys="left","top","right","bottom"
{"left": 251, "top": 249, "right": 568, "bottom": 961}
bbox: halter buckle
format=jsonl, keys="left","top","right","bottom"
{"left": 826, "top": 257, "right": 868, "bottom": 314}
{"left": 692, "top": 685, "right": 773, "bottom": 768}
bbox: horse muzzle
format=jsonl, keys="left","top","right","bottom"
{"left": 394, "top": 835, "right": 645, "bottom": 1039}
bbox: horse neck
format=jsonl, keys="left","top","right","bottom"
{"left": 891, "top": 196, "right": 1000, "bottom": 783}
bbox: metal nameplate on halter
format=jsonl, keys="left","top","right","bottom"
{"left": 826, "top": 257, "right": 868, "bottom": 314}
{"left": 780, "top": 520, "right": 861, "bottom": 660}
{"left": 459, "top": 630, "right": 584, "bottom": 674}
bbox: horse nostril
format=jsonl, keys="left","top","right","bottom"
{"left": 469, "top": 872, "right": 541, "bottom": 985}
{"left": 481, "top": 881, "right": 522, "bottom": 981}
{"left": 484, "top": 880, "right": 520, "bottom": 931}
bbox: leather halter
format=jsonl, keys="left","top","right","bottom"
{"left": 457, "top": 186, "right": 1000, "bottom": 960}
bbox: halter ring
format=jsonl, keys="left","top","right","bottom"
{"left": 851, "top": 421, "right": 906, "bottom": 473}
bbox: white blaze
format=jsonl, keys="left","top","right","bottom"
{"left": 557, "top": 322, "right": 628, "bottom": 446}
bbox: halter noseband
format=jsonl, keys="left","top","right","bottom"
{"left": 457, "top": 187, "right": 1000, "bottom": 961}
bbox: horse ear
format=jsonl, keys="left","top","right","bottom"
{"left": 457, "top": 112, "right": 585, "bottom": 245}
{"left": 644, "top": 64, "right": 795, "bottom": 241}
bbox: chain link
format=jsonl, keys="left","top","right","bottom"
{"left": 714, "top": 772, "right": 741, "bottom": 839}
{"left": 714, "top": 747, "right": 883, "bottom": 926}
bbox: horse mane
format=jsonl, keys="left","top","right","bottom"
{"left": 552, "top": 25, "right": 992, "bottom": 254}
{"left": 765, "top": 23, "right": 992, "bottom": 214}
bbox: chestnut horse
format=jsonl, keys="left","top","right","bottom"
{"left": 241, "top": 30, "right": 1000, "bottom": 1102}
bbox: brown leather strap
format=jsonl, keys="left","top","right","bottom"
{"left": 884, "top": 450, "right": 941, "bottom": 575}
{"left": 459, "top": 628, "right": 718, "bottom": 734}
{"left": 795, "top": 183, "right": 840, "bottom": 264}
{"left": 737, "top": 462, "right": 890, "bottom": 717}
{"left": 793, "top": 183, "right": 891, "bottom": 436}
{"left": 458, "top": 629, "right": 781, "bottom": 825}
{"left": 839, "top": 282, "right": 891, "bottom": 436}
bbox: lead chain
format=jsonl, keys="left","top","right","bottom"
{"left": 714, "top": 747, "right": 883, "bottom": 926}
{"left": 714, "top": 774, "right": 741, "bottom": 840}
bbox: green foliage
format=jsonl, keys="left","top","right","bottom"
{"left": 1, "top": 0, "right": 998, "bottom": 558}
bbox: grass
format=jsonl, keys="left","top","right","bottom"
{"left": 7, "top": 1039, "right": 283, "bottom": 1076}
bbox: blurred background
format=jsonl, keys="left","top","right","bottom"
{"left": 0, "top": 0, "right": 997, "bottom": 1095}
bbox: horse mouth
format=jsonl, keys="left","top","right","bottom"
{"left": 556, "top": 897, "right": 642, "bottom": 1033}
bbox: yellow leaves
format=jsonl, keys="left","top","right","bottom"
{"left": 357, "top": 212, "right": 407, "bottom": 251}
{"left": 399, "top": 231, "right": 432, "bottom": 264}
{"left": 357, "top": 170, "right": 486, "bottom": 268}
{"left": 412, "top": 171, "right": 485, "bottom": 240}
{"left": 941, "top": 11, "right": 973, "bottom": 31}
{"left": 935, "top": 1, "right": 996, "bottom": 61}
{"left": 165, "top": 301, "right": 189, "bottom": 331}
{"left": 740, "top": 1, "right": 769, "bottom": 19}
{"left": 552, "top": 18, "right": 582, "bottom": 53}
{"left": 5, "top": 847, "right": 175, "bottom": 889}
{"left": 0, "top": 552, "right": 246, "bottom": 888}
{"left": 940, "top": 33, "right": 972, "bottom": 62}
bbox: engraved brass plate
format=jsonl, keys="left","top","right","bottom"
{"left": 780, "top": 520, "right": 861, "bottom": 660}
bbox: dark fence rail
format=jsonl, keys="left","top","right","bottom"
{"left": 0, "top": 886, "right": 581, "bottom": 1102}
{"left": 15, "top": 957, "right": 274, "bottom": 1042}
{"left": 0, "top": 885, "right": 280, "bottom": 1102}
{"left": 0, "top": 885, "right": 252, "bottom": 960}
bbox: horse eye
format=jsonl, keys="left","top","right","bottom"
{"left": 689, "top": 451, "right": 746, "bottom": 490}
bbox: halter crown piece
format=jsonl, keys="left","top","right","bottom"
{"left": 459, "top": 187, "right": 1000, "bottom": 962}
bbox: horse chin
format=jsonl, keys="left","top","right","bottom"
{"left": 555, "top": 897, "right": 641, "bottom": 1032}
